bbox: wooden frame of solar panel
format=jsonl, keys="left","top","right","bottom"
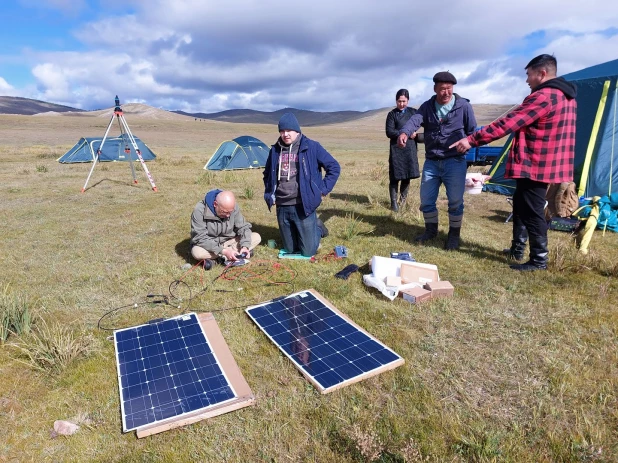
{"left": 114, "top": 312, "right": 254, "bottom": 438}
{"left": 246, "top": 289, "right": 404, "bottom": 394}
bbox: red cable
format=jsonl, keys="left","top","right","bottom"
{"left": 220, "top": 259, "right": 296, "bottom": 285}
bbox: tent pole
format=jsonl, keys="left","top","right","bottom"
{"left": 81, "top": 113, "right": 116, "bottom": 192}
{"left": 609, "top": 80, "right": 617, "bottom": 197}
{"left": 578, "top": 80, "right": 610, "bottom": 197}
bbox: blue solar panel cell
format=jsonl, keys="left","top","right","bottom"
{"left": 114, "top": 313, "right": 237, "bottom": 432}
{"left": 246, "top": 290, "right": 404, "bottom": 393}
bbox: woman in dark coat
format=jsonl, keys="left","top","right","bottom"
{"left": 385, "top": 89, "right": 423, "bottom": 211}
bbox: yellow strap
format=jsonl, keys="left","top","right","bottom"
{"left": 485, "top": 137, "right": 513, "bottom": 183}
{"left": 609, "top": 81, "right": 617, "bottom": 197}
{"left": 578, "top": 80, "right": 611, "bottom": 197}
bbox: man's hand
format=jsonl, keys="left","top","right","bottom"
{"left": 397, "top": 133, "right": 408, "bottom": 148}
{"left": 221, "top": 247, "right": 237, "bottom": 261}
{"left": 449, "top": 138, "right": 472, "bottom": 153}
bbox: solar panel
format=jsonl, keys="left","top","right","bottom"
{"left": 114, "top": 313, "right": 238, "bottom": 433}
{"left": 246, "top": 289, "right": 404, "bottom": 393}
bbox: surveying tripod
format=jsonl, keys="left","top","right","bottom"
{"left": 81, "top": 96, "right": 158, "bottom": 192}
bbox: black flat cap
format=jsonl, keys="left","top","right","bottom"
{"left": 433, "top": 71, "right": 457, "bottom": 84}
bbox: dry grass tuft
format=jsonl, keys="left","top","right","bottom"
{"left": 369, "top": 163, "right": 388, "bottom": 182}
{"left": 400, "top": 437, "right": 429, "bottom": 462}
{"left": 348, "top": 424, "right": 384, "bottom": 462}
{"left": 0, "top": 287, "right": 34, "bottom": 343}
{"left": 9, "top": 320, "right": 98, "bottom": 374}
{"left": 196, "top": 170, "right": 216, "bottom": 185}
{"left": 341, "top": 212, "right": 375, "bottom": 240}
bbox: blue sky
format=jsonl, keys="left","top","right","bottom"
{"left": 1, "top": 0, "right": 618, "bottom": 113}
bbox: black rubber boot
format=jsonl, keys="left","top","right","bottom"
{"left": 444, "top": 227, "right": 461, "bottom": 251}
{"left": 415, "top": 223, "right": 438, "bottom": 243}
{"left": 317, "top": 218, "right": 329, "bottom": 237}
{"left": 389, "top": 186, "right": 399, "bottom": 212}
{"left": 202, "top": 259, "right": 214, "bottom": 270}
{"left": 510, "top": 236, "right": 548, "bottom": 271}
{"left": 399, "top": 181, "right": 410, "bottom": 206}
{"left": 503, "top": 224, "right": 528, "bottom": 260}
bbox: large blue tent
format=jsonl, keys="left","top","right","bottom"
{"left": 205, "top": 136, "right": 269, "bottom": 171}
{"left": 58, "top": 136, "right": 156, "bottom": 163}
{"left": 484, "top": 58, "right": 618, "bottom": 198}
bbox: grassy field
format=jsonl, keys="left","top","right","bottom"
{"left": 0, "top": 108, "right": 617, "bottom": 463}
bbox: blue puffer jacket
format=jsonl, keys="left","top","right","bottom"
{"left": 263, "top": 134, "right": 340, "bottom": 216}
{"left": 399, "top": 94, "right": 477, "bottom": 160}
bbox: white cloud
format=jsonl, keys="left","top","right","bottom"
{"left": 12, "top": 0, "right": 618, "bottom": 111}
{"left": 0, "top": 76, "right": 14, "bottom": 93}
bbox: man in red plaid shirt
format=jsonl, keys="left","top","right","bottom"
{"left": 450, "top": 54, "right": 577, "bottom": 271}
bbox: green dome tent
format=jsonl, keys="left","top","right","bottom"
{"left": 484, "top": 58, "right": 618, "bottom": 198}
{"left": 58, "top": 136, "right": 156, "bottom": 163}
{"left": 205, "top": 136, "right": 269, "bottom": 171}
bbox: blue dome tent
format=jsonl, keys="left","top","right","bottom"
{"left": 205, "top": 136, "right": 269, "bottom": 171}
{"left": 58, "top": 136, "right": 156, "bottom": 163}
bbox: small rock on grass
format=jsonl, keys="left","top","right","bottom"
{"left": 51, "top": 420, "right": 80, "bottom": 438}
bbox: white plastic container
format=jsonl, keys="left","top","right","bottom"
{"left": 465, "top": 173, "right": 483, "bottom": 194}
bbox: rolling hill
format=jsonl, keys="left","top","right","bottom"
{"left": 0, "top": 96, "right": 84, "bottom": 115}
{"left": 173, "top": 107, "right": 389, "bottom": 127}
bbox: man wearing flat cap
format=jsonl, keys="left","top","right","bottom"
{"left": 263, "top": 112, "right": 340, "bottom": 257}
{"left": 397, "top": 71, "right": 477, "bottom": 250}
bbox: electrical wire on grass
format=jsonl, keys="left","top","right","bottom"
{"left": 97, "top": 259, "right": 298, "bottom": 331}
{"left": 219, "top": 259, "right": 297, "bottom": 287}
{"left": 97, "top": 297, "right": 172, "bottom": 331}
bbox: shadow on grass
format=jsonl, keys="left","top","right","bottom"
{"left": 330, "top": 192, "right": 370, "bottom": 204}
{"left": 485, "top": 209, "right": 511, "bottom": 223}
{"left": 318, "top": 207, "right": 509, "bottom": 265}
{"left": 175, "top": 238, "right": 192, "bottom": 262}
{"left": 85, "top": 178, "right": 151, "bottom": 191}
{"left": 319, "top": 206, "right": 424, "bottom": 244}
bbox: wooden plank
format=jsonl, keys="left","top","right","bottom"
{"left": 135, "top": 312, "right": 254, "bottom": 438}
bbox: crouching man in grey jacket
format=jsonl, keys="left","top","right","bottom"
{"left": 190, "top": 189, "right": 261, "bottom": 268}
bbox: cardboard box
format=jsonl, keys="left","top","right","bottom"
{"left": 385, "top": 276, "right": 402, "bottom": 287}
{"left": 424, "top": 280, "right": 454, "bottom": 298}
{"left": 400, "top": 262, "right": 439, "bottom": 285}
{"left": 401, "top": 287, "right": 432, "bottom": 304}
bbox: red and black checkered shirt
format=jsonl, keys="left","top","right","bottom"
{"left": 468, "top": 87, "right": 577, "bottom": 182}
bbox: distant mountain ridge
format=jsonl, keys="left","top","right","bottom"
{"left": 0, "top": 96, "right": 84, "bottom": 115}
{"left": 173, "top": 107, "right": 388, "bottom": 127}
{"left": 0, "top": 96, "right": 515, "bottom": 127}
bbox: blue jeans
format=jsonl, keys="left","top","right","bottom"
{"left": 419, "top": 156, "right": 467, "bottom": 218}
{"left": 276, "top": 205, "right": 320, "bottom": 256}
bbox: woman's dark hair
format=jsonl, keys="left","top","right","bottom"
{"left": 396, "top": 89, "right": 409, "bottom": 101}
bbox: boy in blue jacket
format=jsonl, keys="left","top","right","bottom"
{"left": 263, "top": 113, "right": 340, "bottom": 256}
